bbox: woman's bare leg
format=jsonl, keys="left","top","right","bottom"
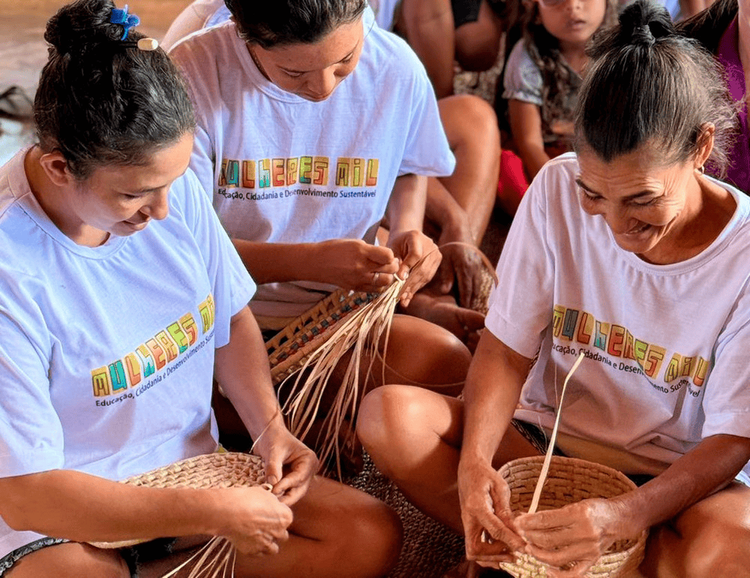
{"left": 641, "top": 481, "right": 750, "bottom": 578}
{"left": 357, "top": 385, "right": 538, "bottom": 532}
{"left": 8, "top": 479, "right": 400, "bottom": 578}
{"left": 6, "top": 542, "right": 130, "bottom": 578}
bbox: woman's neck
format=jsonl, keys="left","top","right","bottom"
{"left": 24, "top": 147, "right": 108, "bottom": 247}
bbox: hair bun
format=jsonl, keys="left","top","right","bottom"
{"left": 618, "top": 0, "right": 675, "bottom": 48}
{"left": 44, "top": 0, "right": 122, "bottom": 56}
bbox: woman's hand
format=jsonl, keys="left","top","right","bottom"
{"left": 458, "top": 457, "right": 527, "bottom": 569}
{"left": 387, "top": 230, "right": 442, "bottom": 306}
{"left": 215, "top": 485, "right": 294, "bottom": 556}
{"left": 435, "top": 242, "right": 488, "bottom": 310}
{"left": 251, "top": 419, "right": 319, "bottom": 507}
{"left": 311, "top": 239, "right": 399, "bottom": 291}
{"left": 514, "top": 497, "right": 634, "bottom": 577}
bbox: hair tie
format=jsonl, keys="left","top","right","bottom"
{"left": 110, "top": 4, "right": 141, "bottom": 40}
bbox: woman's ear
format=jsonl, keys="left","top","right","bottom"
{"left": 694, "top": 122, "right": 715, "bottom": 171}
{"left": 38, "top": 150, "right": 75, "bottom": 188}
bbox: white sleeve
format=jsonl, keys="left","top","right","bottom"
{"left": 701, "top": 286, "right": 750, "bottom": 441}
{"left": 0, "top": 307, "right": 65, "bottom": 477}
{"left": 396, "top": 42, "right": 456, "bottom": 178}
{"left": 485, "top": 162, "right": 558, "bottom": 357}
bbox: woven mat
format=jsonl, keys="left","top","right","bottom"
{"left": 345, "top": 452, "right": 465, "bottom": 578}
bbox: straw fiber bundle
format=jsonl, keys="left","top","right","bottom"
{"left": 90, "top": 452, "right": 267, "bottom": 577}
{"left": 498, "top": 456, "right": 648, "bottom": 578}
{"left": 278, "top": 277, "right": 407, "bottom": 477}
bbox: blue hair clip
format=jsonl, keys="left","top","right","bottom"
{"left": 110, "top": 4, "right": 141, "bottom": 41}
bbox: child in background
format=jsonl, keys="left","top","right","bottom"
{"left": 497, "top": 0, "right": 617, "bottom": 214}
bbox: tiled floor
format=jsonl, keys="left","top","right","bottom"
{"left": 0, "top": 0, "right": 191, "bottom": 165}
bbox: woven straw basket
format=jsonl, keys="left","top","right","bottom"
{"left": 90, "top": 452, "right": 266, "bottom": 549}
{"left": 498, "top": 456, "right": 648, "bottom": 578}
{"left": 265, "top": 288, "right": 377, "bottom": 386}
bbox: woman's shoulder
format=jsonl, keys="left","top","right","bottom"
{"left": 360, "top": 12, "right": 428, "bottom": 80}
{"left": 168, "top": 20, "right": 239, "bottom": 73}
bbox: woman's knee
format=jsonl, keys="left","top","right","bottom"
{"left": 644, "top": 483, "right": 750, "bottom": 578}
{"left": 358, "top": 386, "right": 461, "bottom": 475}
{"left": 296, "top": 479, "right": 402, "bottom": 578}
{"left": 440, "top": 94, "right": 500, "bottom": 150}
{"left": 345, "top": 497, "right": 403, "bottom": 578}
{"left": 386, "top": 315, "right": 471, "bottom": 387}
{"left": 6, "top": 542, "right": 130, "bottom": 578}
{"left": 358, "top": 385, "right": 415, "bottom": 454}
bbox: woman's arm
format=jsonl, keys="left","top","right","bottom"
{"left": 214, "top": 306, "right": 317, "bottom": 506}
{"left": 0, "top": 470, "right": 292, "bottom": 555}
{"left": 231, "top": 239, "right": 398, "bottom": 291}
{"left": 459, "top": 331, "right": 535, "bottom": 564}
{"left": 508, "top": 99, "right": 550, "bottom": 181}
{"left": 385, "top": 173, "right": 442, "bottom": 305}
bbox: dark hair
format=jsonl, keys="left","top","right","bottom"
{"left": 677, "top": 0, "right": 737, "bottom": 55}
{"left": 521, "top": 0, "right": 618, "bottom": 135}
{"left": 574, "top": 0, "right": 736, "bottom": 175}
{"left": 35, "top": 0, "right": 195, "bottom": 179}
{"left": 224, "top": 0, "right": 368, "bottom": 48}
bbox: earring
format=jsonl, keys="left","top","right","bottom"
{"left": 696, "top": 165, "right": 705, "bottom": 174}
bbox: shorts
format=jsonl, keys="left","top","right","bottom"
{"left": 512, "top": 419, "right": 654, "bottom": 487}
{"left": 452, "top": 0, "right": 482, "bottom": 28}
{"left": 0, "top": 537, "right": 177, "bottom": 578}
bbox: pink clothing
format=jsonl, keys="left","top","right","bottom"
{"left": 716, "top": 18, "right": 750, "bottom": 192}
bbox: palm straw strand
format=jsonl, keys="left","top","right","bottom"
{"left": 160, "top": 483, "right": 273, "bottom": 578}
{"left": 528, "top": 351, "right": 585, "bottom": 514}
{"left": 278, "top": 275, "right": 406, "bottom": 478}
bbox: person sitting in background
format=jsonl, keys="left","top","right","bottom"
{"left": 358, "top": 1, "right": 750, "bottom": 576}
{"left": 164, "top": 0, "right": 501, "bottom": 353}
{"left": 497, "top": 0, "right": 617, "bottom": 215}
{"left": 0, "top": 1, "right": 401, "bottom": 576}
{"left": 166, "top": 0, "right": 476, "bottom": 416}
{"left": 394, "top": 0, "right": 507, "bottom": 98}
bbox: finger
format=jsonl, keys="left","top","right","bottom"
{"left": 264, "top": 457, "right": 283, "bottom": 487}
{"left": 272, "top": 455, "right": 316, "bottom": 495}
{"left": 369, "top": 270, "right": 393, "bottom": 289}
{"left": 362, "top": 244, "right": 397, "bottom": 265}
{"left": 524, "top": 541, "right": 600, "bottom": 568}
{"left": 455, "top": 268, "right": 476, "bottom": 309}
{"left": 436, "top": 261, "right": 455, "bottom": 295}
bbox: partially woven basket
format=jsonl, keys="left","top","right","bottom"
{"left": 265, "top": 288, "right": 377, "bottom": 386}
{"left": 498, "top": 456, "right": 647, "bottom": 578}
{"left": 91, "top": 452, "right": 266, "bottom": 549}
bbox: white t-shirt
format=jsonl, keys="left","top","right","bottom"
{"left": 486, "top": 153, "right": 750, "bottom": 477}
{"left": 0, "top": 149, "right": 256, "bottom": 558}
{"left": 169, "top": 8, "right": 455, "bottom": 318}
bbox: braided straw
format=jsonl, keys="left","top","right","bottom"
{"left": 90, "top": 452, "right": 266, "bottom": 550}
{"left": 498, "top": 456, "right": 648, "bottom": 577}
{"left": 265, "top": 288, "right": 378, "bottom": 386}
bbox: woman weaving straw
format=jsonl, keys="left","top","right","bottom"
{"left": 0, "top": 1, "right": 401, "bottom": 576}
{"left": 166, "top": 0, "right": 474, "bottom": 416}
{"left": 358, "top": 0, "right": 750, "bottom": 575}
